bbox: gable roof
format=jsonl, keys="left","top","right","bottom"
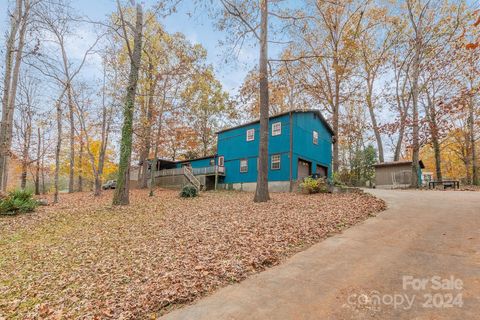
{"left": 374, "top": 160, "right": 425, "bottom": 169}
{"left": 216, "top": 109, "right": 334, "bottom": 136}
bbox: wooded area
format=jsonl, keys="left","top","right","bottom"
{"left": 1, "top": 0, "right": 479, "bottom": 204}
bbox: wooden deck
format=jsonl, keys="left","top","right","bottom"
{"left": 155, "top": 165, "right": 225, "bottom": 178}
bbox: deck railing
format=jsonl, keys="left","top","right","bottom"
{"left": 155, "top": 165, "right": 225, "bottom": 178}
{"left": 155, "top": 167, "right": 185, "bottom": 177}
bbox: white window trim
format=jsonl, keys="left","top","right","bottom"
{"left": 272, "top": 122, "right": 282, "bottom": 136}
{"left": 313, "top": 130, "right": 319, "bottom": 145}
{"left": 271, "top": 154, "right": 281, "bottom": 170}
{"left": 218, "top": 156, "right": 224, "bottom": 167}
{"left": 240, "top": 159, "right": 248, "bottom": 173}
{"left": 246, "top": 129, "right": 255, "bottom": 141}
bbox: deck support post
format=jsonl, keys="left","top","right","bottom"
{"left": 214, "top": 165, "right": 218, "bottom": 191}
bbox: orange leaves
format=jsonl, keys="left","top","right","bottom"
{"left": 466, "top": 42, "right": 479, "bottom": 50}
{"left": 0, "top": 189, "right": 385, "bottom": 318}
{"left": 473, "top": 15, "right": 480, "bottom": 27}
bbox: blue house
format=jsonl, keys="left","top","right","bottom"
{"left": 146, "top": 109, "right": 334, "bottom": 192}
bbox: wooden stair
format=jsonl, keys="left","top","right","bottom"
{"left": 183, "top": 167, "right": 202, "bottom": 191}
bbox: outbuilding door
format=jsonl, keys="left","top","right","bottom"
{"left": 298, "top": 159, "right": 311, "bottom": 180}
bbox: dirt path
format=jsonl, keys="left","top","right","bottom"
{"left": 162, "top": 190, "right": 480, "bottom": 320}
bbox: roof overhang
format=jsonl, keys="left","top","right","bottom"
{"left": 216, "top": 109, "right": 335, "bottom": 136}
{"left": 374, "top": 160, "right": 425, "bottom": 169}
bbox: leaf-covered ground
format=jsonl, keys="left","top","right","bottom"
{"left": 0, "top": 189, "right": 385, "bottom": 319}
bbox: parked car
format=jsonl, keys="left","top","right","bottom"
{"left": 102, "top": 180, "right": 117, "bottom": 190}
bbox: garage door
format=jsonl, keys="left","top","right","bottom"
{"left": 316, "top": 165, "right": 328, "bottom": 178}
{"left": 298, "top": 159, "right": 311, "bottom": 180}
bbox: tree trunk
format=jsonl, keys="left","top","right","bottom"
{"left": 393, "top": 92, "right": 408, "bottom": 162}
{"left": 394, "top": 122, "right": 405, "bottom": 161}
{"left": 113, "top": 3, "right": 143, "bottom": 205}
{"left": 20, "top": 114, "right": 31, "bottom": 190}
{"left": 410, "top": 18, "right": 422, "bottom": 188}
{"left": 35, "top": 127, "right": 41, "bottom": 195}
{"left": 80, "top": 116, "right": 100, "bottom": 198}
{"left": 254, "top": 0, "right": 270, "bottom": 203}
{"left": 366, "top": 84, "right": 384, "bottom": 163}
{"left": 78, "top": 135, "right": 83, "bottom": 192}
{"left": 149, "top": 83, "right": 167, "bottom": 197}
{"left": 54, "top": 96, "right": 63, "bottom": 204}
{"left": 425, "top": 92, "right": 442, "bottom": 181}
{"left": 332, "top": 54, "right": 341, "bottom": 173}
{"left": 465, "top": 148, "right": 472, "bottom": 184}
{"left": 410, "top": 69, "right": 420, "bottom": 187}
{"left": 94, "top": 69, "right": 110, "bottom": 196}
{"left": 139, "top": 61, "right": 156, "bottom": 189}
{"left": 149, "top": 110, "right": 164, "bottom": 197}
{"left": 41, "top": 132, "right": 46, "bottom": 194}
{"left": 67, "top": 85, "right": 75, "bottom": 193}
{"left": 0, "top": 0, "right": 28, "bottom": 191}
{"left": 366, "top": 81, "right": 385, "bottom": 163}
{"left": 469, "top": 96, "right": 478, "bottom": 185}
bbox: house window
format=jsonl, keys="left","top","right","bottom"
{"left": 272, "top": 122, "right": 281, "bottom": 136}
{"left": 218, "top": 156, "right": 224, "bottom": 167}
{"left": 271, "top": 154, "right": 281, "bottom": 170}
{"left": 246, "top": 129, "right": 255, "bottom": 141}
{"left": 209, "top": 158, "right": 215, "bottom": 166}
{"left": 240, "top": 159, "right": 248, "bottom": 172}
{"left": 313, "top": 130, "right": 319, "bottom": 145}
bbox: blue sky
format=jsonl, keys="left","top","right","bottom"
{"left": 0, "top": 0, "right": 259, "bottom": 94}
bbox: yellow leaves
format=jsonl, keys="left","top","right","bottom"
{"left": 60, "top": 139, "right": 117, "bottom": 182}
{"left": 420, "top": 131, "right": 475, "bottom": 180}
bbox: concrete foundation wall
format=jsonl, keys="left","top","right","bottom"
{"left": 218, "top": 181, "right": 291, "bottom": 192}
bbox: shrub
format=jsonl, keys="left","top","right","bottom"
{"left": 300, "top": 177, "right": 319, "bottom": 194}
{"left": 317, "top": 177, "right": 329, "bottom": 193}
{"left": 0, "top": 190, "right": 39, "bottom": 215}
{"left": 300, "top": 177, "right": 329, "bottom": 194}
{"left": 332, "top": 172, "right": 347, "bottom": 188}
{"left": 180, "top": 185, "right": 198, "bottom": 198}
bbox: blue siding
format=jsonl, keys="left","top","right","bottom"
{"left": 218, "top": 113, "right": 291, "bottom": 183}
{"left": 292, "top": 112, "right": 332, "bottom": 179}
{"left": 175, "top": 157, "right": 214, "bottom": 168}
{"left": 217, "top": 111, "right": 333, "bottom": 184}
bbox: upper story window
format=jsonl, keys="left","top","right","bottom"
{"left": 313, "top": 130, "right": 319, "bottom": 145}
{"left": 218, "top": 156, "right": 224, "bottom": 167}
{"left": 271, "top": 154, "right": 281, "bottom": 170}
{"left": 272, "top": 122, "right": 281, "bottom": 136}
{"left": 246, "top": 129, "right": 255, "bottom": 141}
{"left": 209, "top": 158, "right": 215, "bottom": 166}
{"left": 240, "top": 159, "right": 248, "bottom": 172}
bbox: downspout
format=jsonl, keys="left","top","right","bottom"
{"left": 289, "top": 111, "right": 293, "bottom": 192}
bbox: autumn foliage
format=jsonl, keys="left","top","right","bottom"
{"left": 0, "top": 189, "right": 385, "bottom": 318}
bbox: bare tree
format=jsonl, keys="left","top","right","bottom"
{"left": 33, "top": 0, "right": 101, "bottom": 193}
{"left": 406, "top": 0, "right": 463, "bottom": 186}
{"left": 29, "top": 0, "right": 102, "bottom": 200}
{"left": 217, "top": 0, "right": 271, "bottom": 202}
{"left": 13, "top": 75, "right": 38, "bottom": 190}
{"left": 291, "top": 0, "right": 368, "bottom": 173}
{"left": 0, "top": 0, "right": 33, "bottom": 191}
{"left": 358, "top": 9, "right": 398, "bottom": 163}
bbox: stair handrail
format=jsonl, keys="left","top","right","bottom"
{"left": 184, "top": 166, "right": 201, "bottom": 190}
